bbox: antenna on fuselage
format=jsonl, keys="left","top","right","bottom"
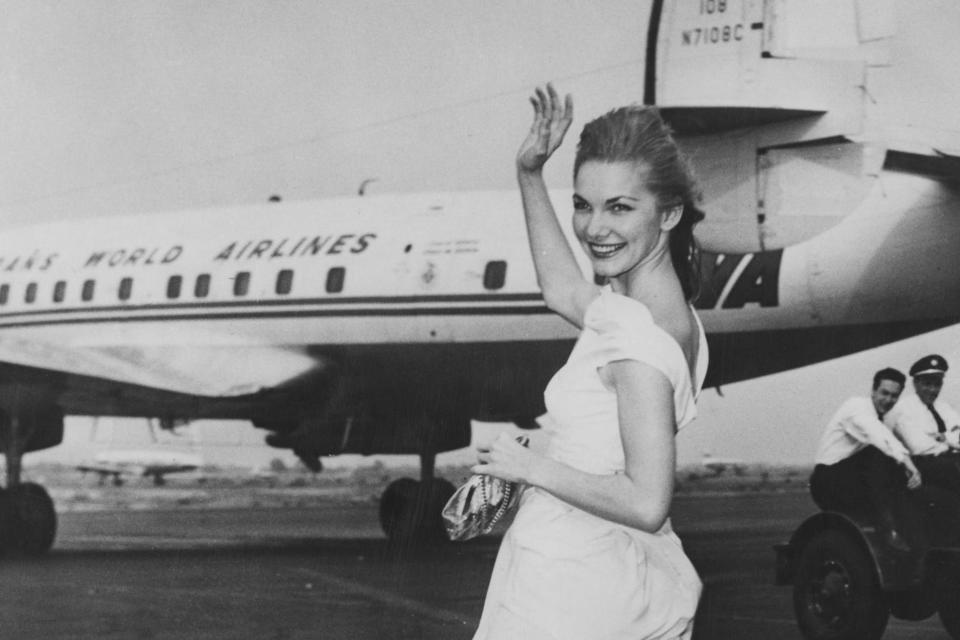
{"left": 357, "top": 178, "right": 378, "bottom": 196}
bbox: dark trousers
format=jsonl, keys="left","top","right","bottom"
{"left": 912, "top": 451, "right": 960, "bottom": 494}
{"left": 911, "top": 452, "right": 960, "bottom": 545}
{"left": 810, "top": 447, "right": 925, "bottom": 545}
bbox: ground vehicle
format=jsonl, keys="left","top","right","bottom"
{"left": 775, "top": 505, "right": 960, "bottom": 639}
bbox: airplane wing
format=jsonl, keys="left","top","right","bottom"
{"left": 76, "top": 463, "right": 127, "bottom": 475}
{"left": 76, "top": 461, "right": 199, "bottom": 486}
{"left": 0, "top": 330, "right": 319, "bottom": 399}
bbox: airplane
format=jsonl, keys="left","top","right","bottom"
{"left": 0, "top": 0, "right": 958, "bottom": 554}
{"left": 699, "top": 454, "right": 748, "bottom": 477}
{"left": 77, "top": 449, "right": 203, "bottom": 486}
{"left": 76, "top": 418, "right": 203, "bottom": 486}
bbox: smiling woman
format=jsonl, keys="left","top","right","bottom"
{"left": 572, "top": 106, "right": 705, "bottom": 303}
{"left": 470, "top": 85, "right": 708, "bottom": 640}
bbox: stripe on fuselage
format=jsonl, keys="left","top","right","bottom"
{"left": 697, "top": 250, "right": 782, "bottom": 310}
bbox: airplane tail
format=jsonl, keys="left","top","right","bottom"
{"left": 648, "top": 0, "right": 891, "bottom": 125}
{"left": 648, "top": 0, "right": 894, "bottom": 252}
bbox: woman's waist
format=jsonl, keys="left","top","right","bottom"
{"left": 510, "top": 487, "right": 676, "bottom": 548}
{"left": 544, "top": 439, "right": 624, "bottom": 475}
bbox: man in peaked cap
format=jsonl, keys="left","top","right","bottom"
{"left": 888, "top": 355, "right": 960, "bottom": 461}
{"left": 887, "top": 354, "right": 960, "bottom": 544}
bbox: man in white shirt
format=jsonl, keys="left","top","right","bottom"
{"left": 811, "top": 367, "right": 921, "bottom": 551}
{"left": 887, "top": 354, "right": 960, "bottom": 495}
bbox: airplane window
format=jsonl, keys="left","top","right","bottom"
{"left": 25, "top": 283, "right": 37, "bottom": 303}
{"left": 483, "top": 260, "right": 507, "bottom": 290}
{"left": 0, "top": 284, "right": 8, "bottom": 305}
{"left": 167, "top": 275, "right": 182, "bottom": 300}
{"left": 276, "top": 269, "right": 293, "bottom": 295}
{"left": 82, "top": 279, "right": 95, "bottom": 302}
{"left": 53, "top": 281, "right": 67, "bottom": 303}
{"left": 118, "top": 277, "right": 133, "bottom": 301}
{"left": 233, "top": 271, "right": 250, "bottom": 297}
{"left": 195, "top": 274, "right": 210, "bottom": 298}
{"left": 326, "top": 267, "right": 345, "bottom": 293}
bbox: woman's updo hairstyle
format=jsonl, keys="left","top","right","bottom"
{"left": 573, "top": 106, "right": 705, "bottom": 302}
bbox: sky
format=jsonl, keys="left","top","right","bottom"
{"left": 1, "top": 0, "right": 648, "bottom": 225}
{"left": 6, "top": 1, "right": 960, "bottom": 469}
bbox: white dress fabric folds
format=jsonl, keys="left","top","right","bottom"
{"left": 473, "top": 287, "right": 709, "bottom": 640}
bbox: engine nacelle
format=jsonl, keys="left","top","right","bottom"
{"left": 0, "top": 384, "right": 64, "bottom": 454}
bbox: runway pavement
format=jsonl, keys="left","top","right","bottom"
{"left": 0, "top": 490, "right": 952, "bottom": 639}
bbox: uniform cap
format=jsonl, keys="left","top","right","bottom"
{"left": 909, "top": 354, "right": 948, "bottom": 377}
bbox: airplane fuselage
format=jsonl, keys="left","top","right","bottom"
{"left": 0, "top": 168, "right": 956, "bottom": 448}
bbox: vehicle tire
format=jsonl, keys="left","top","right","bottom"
{"left": 379, "top": 478, "right": 456, "bottom": 546}
{"left": 793, "top": 529, "right": 889, "bottom": 640}
{"left": 8, "top": 483, "right": 57, "bottom": 556}
{"left": 888, "top": 588, "right": 936, "bottom": 621}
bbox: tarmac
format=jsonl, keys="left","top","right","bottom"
{"left": 0, "top": 485, "right": 952, "bottom": 639}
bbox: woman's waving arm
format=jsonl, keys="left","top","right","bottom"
{"left": 518, "top": 84, "right": 599, "bottom": 328}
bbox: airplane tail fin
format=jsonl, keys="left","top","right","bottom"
{"left": 649, "top": 0, "right": 895, "bottom": 251}
{"left": 649, "top": 0, "right": 891, "bottom": 133}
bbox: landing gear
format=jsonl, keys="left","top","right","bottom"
{"left": 0, "top": 388, "right": 63, "bottom": 557}
{"left": 7, "top": 483, "right": 56, "bottom": 556}
{"left": 378, "top": 452, "right": 454, "bottom": 545}
{"left": 0, "top": 489, "right": 13, "bottom": 552}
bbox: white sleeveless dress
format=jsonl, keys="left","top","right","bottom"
{"left": 473, "top": 287, "right": 709, "bottom": 640}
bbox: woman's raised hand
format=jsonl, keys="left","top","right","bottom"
{"left": 516, "top": 83, "right": 573, "bottom": 173}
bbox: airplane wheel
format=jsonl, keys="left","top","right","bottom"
{"left": 793, "top": 529, "right": 888, "bottom": 640}
{"left": 379, "top": 478, "right": 455, "bottom": 545}
{"left": 379, "top": 478, "right": 419, "bottom": 542}
{"left": 0, "top": 488, "right": 14, "bottom": 552}
{"left": 8, "top": 483, "right": 57, "bottom": 556}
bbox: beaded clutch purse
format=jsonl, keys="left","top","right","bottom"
{"left": 442, "top": 436, "right": 530, "bottom": 541}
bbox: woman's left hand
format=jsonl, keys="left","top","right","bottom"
{"left": 471, "top": 432, "right": 539, "bottom": 484}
